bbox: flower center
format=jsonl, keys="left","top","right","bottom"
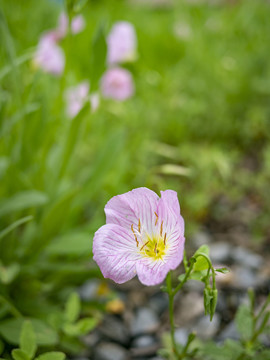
{"left": 131, "top": 215, "right": 168, "bottom": 261}
{"left": 140, "top": 235, "right": 167, "bottom": 260}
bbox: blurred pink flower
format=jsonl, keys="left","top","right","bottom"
{"left": 107, "top": 21, "right": 137, "bottom": 65}
{"left": 34, "top": 33, "right": 65, "bottom": 76}
{"left": 65, "top": 81, "right": 90, "bottom": 118}
{"left": 100, "top": 67, "right": 134, "bottom": 101}
{"left": 57, "top": 12, "right": 86, "bottom": 39}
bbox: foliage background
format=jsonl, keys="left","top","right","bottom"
{"left": 0, "top": 0, "right": 270, "bottom": 357}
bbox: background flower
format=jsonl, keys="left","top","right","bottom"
{"left": 100, "top": 67, "right": 134, "bottom": 101}
{"left": 107, "top": 21, "right": 137, "bottom": 65}
{"left": 57, "top": 12, "right": 86, "bottom": 39}
{"left": 65, "top": 81, "right": 90, "bottom": 118}
{"left": 34, "top": 33, "right": 65, "bottom": 75}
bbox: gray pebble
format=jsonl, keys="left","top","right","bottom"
{"left": 132, "top": 335, "right": 156, "bottom": 348}
{"left": 98, "top": 316, "right": 129, "bottom": 345}
{"left": 78, "top": 280, "right": 100, "bottom": 301}
{"left": 131, "top": 307, "right": 159, "bottom": 336}
{"left": 174, "top": 328, "right": 188, "bottom": 345}
{"left": 149, "top": 292, "right": 168, "bottom": 315}
{"left": 191, "top": 231, "right": 212, "bottom": 248}
{"left": 232, "top": 267, "right": 258, "bottom": 289}
{"left": 218, "top": 321, "right": 240, "bottom": 342}
{"left": 232, "top": 247, "right": 263, "bottom": 270}
{"left": 94, "top": 342, "right": 127, "bottom": 360}
{"left": 210, "top": 242, "right": 232, "bottom": 263}
{"left": 193, "top": 314, "right": 220, "bottom": 340}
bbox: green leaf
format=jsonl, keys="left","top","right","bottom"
{"left": 11, "top": 349, "right": 30, "bottom": 360}
{"left": 193, "top": 245, "right": 210, "bottom": 272}
{"left": 46, "top": 232, "right": 90, "bottom": 256}
{"left": 235, "top": 304, "right": 253, "bottom": 340}
{"left": 41, "top": 189, "right": 78, "bottom": 239}
{"left": 63, "top": 317, "right": 97, "bottom": 336}
{"left": 256, "top": 350, "right": 270, "bottom": 360}
{"left": 73, "top": 0, "right": 88, "bottom": 12}
{"left": 19, "top": 321, "right": 37, "bottom": 359}
{"left": 0, "top": 191, "right": 48, "bottom": 217}
{"left": 0, "top": 262, "right": 20, "bottom": 284}
{"left": 58, "top": 103, "right": 90, "bottom": 179}
{"left": 215, "top": 267, "right": 230, "bottom": 274}
{"left": 0, "top": 318, "right": 58, "bottom": 346}
{"left": 35, "top": 352, "right": 66, "bottom": 360}
{"left": 178, "top": 274, "right": 185, "bottom": 282}
{"left": 0, "top": 216, "right": 33, "bottom": 243}
{"left": 64, "top": 292, "right": 81, "bottom": 324}
{"left": 0, "top": 338, "right": 4, "bottom": 355}
{"left": 90, "top": 22, "right": 107, "bottom": 90}
{"left": 201, "top": 340, "right": 243, "bottom": 360}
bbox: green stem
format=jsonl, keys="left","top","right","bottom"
{"left": 166, "top": 271, "right": 179, "bottom": 357}
{"left": 172, "top": 259, "right": 195, "bottom": 297}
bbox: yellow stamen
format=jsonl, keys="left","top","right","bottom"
{"left": 131, "top": 224, "right": 139, "bottom": 247}
{"left": 138, "top": 218, "right": 141, "bottom": 233}
{"left": 164, "top": 233, "right": 167, "bottom": 245}
{"left": 160, "top": 221, "right": 163, "bottom": 237}
{"left": 140, "top": 241, "right": 149, "bottom": 251}
{"left": 154, "top": 212, "right": 158, "bottom": 225}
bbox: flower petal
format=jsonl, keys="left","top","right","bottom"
{"left": 93, "top": 224, "right": 140, "bottom": 283}
{"left": 157, "top": 190, "right": 185, "bottom": 236}
{"left": 136, "top": 237, "right": 185, "bottom": 286}
{"left": 105, "top": 187, "right": 159, "bottom": 235}
{"left": 136, "top": 258, "right": 170, "bottom": 286}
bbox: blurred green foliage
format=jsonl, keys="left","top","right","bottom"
{"left": 0, "top": 0, "right": 270, "bottom": 357}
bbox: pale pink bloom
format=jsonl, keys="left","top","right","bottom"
{"left": 107, "top": 21, "right": 137, "bottom": 65}
{"left": 93, "top": 188, "right": 185, "bottom": 286}
{"left": 65, "top": 81, "right": 90, "bottom": 118}
{"left": 57, "top": 12, "right": 85, "bottom": 39}
{"left": 100, "top": 67, "right": 134, "bottom": 101}
{"left": 90, "top": 92, "right": 100, "bottom": 113}
{"left": 34, "top": 34, "right": 65, "bottom": 76}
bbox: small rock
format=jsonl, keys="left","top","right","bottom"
{"left": 132, "top": 335, "right": 156, "bottom": 348}
{"left": 210, "top": 242, "right": 232, "bottom": 263}
{"left": 193, "top": 314, "right": 220, "bottom": 340}
{"left": 174, "top": 328, "right": 188, "bottom": 345}
{"left": 191, "top": 231, "right": 212, "bottom": 248}
{"left": 94, "top": 342, "right": 127, "bottom": 360}
{"left": 231, "top": 266, "right": 258, "bottom": 289}
{"left": 149, "top": 292, "right": 168, "bottom": 315}
{"left": 175, "top": 292, "right": 204, "bottom": 326}
{"left": 218, "top": 321, "right": 240, "bottom": 342}
{"left": 82, "top": 331, "right": 99, "bottom": 348}
{"left": 232, "top": 247, "right": 263, "bottom": 270}
{"left": 79, "top": 280, "right": 108, "bottom": 301}
{"left": 131, "top": 307, "right": 159, "bottom": 336}
{"left": 98, "top": 316, "right": 129, "bottom": 345}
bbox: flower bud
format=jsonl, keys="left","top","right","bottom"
{"left": 210, "top": 289, "right": 218, "bottom": 320}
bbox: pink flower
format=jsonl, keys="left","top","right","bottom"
{"left": 107, "top": 21, "right": 137, "bottom": 65}
{"left": 57, "top": 12, "right": 85, "bottom": 39}
{"left": 93, "top": 188, "right": 185, "bottom": 286}
{"left": 34, "top": 33, "right": 65, "bottom": 75}
{"left": 100, "top": 67, "right": 134, "bottom": 101}
{"left": 65, "top": 81, "right": 90, "bottom": 118}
